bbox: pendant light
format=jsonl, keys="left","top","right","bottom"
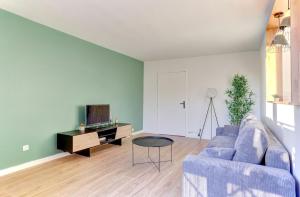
{"left": 269, "top": 12, "right": 289, "bottom": 53}
{"left": 280, "top": 16, "right": 290, "bottom": 28}
{"left": 280, "top": 0, "right": 291, "bottom": 28}
{"left": 280, "top": 0, "right": 291, "bottom": 43}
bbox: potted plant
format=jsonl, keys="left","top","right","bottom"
{"left": 225, "top": 74, "right": 255, "bottom": 126}
{"left": 272, "top": 94, "right": 280, "bottom": 102}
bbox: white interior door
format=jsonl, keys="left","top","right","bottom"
{"left": 157, "top": 71, "right": 187, "bottom": 136}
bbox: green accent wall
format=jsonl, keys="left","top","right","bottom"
{"left": 0, "top": 10, "right": 143, "bottom": 169}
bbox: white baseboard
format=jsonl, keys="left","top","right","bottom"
{"left": 135, "top": 131, "right": 210, "bottom": 140}
{"left": 0, "top": 152, "right": 70, "bottom": 177}
{"left": 1, "top": 131, "right": 144, "bottom": 177}
{"left": 186, "top": 134, "right": 200, "bottom": 139}
{"left": 132, "top": 130, "right": 144, "bottom": 135}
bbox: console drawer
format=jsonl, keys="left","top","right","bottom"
{"left": 115, "top": 125, "right": 132, "bottom": 139}
{"left": 73, "top": 133, "right": 99, "bottom": 152}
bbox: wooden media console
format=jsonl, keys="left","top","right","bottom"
{"left": 57, "top": 123, "right": 132, "bottom": 157}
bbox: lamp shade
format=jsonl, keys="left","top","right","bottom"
{"left": 206, "top": 88, "right": 217, "bottom": 98}
{"left": 271, "top": 33, "right": 289, "bottom": 46}
{"left": 280, "top": 16, "right": 291, "bottom": 28}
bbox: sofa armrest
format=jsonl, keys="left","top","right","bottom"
{"left": 182, "top": 155, "right": 295, "bottom": 197}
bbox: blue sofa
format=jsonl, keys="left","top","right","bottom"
{"left": 182, "top": 115, "right": 296, "bottom": 197}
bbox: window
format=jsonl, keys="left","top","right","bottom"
{"left": 265, "top": 1, "right": 291, "bottom": 104}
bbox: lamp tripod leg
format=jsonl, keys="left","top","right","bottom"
{"left": 210, "top": 98, "right": 213, "bottom": 139}
{"left": 211, "top": 99, "right": 219, "bottom": 127}
{"left": 199, "top": 97, "right": 219, "bottom": 140}
{"left": 198, "top": 99, "right": 212, "bottom": 139}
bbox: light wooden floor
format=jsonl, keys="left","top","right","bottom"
{"left": 0, "top": 133, "right": 207, "bottom": 197}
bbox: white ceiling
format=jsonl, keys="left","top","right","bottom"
{"left": 0, "top": 0, "right": 274, "bottom": 61}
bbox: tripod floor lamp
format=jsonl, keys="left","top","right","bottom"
{"left": 198, "top": 88, "right": 220, "bottom": 140}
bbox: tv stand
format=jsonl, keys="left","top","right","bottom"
{"left": 57, "top": 123, "right": 132, "bottom": 157}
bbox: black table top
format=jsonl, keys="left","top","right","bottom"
{"left": 58, "top": 123, "right": 130, "bottom": 136}
{"left": 132, "top": 136, "right": 174, "bottom": 147}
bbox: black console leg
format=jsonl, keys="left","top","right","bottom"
{"left": 110, "top": 138, "right": 122, "bottom": 145}
{"left": 76, "top": 148, "right": 91, "bottom": 157}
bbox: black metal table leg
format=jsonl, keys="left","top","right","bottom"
{"left": 132, "top": 143, "right": 134, "bottom": 166}
{"left": 171, "top": 144, "right": 173, "bottom": 163}
{"left": 158, "top": 147, "right": 160, "bottom": 172}
{"left": 131, "top": 136, "right": 174, "bottom": 172}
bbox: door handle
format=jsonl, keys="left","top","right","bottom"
{"left": 180, "top": 101, "right": 186, "bottom": 109}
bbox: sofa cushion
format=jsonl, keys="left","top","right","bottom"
{"left": 233, "top": 121, "right": 269, "bottom": 164}
{"left": 199, "top": 147, "right": 236, "bottom": 160}
{"left": 207, "top": 136, "right": 236, "bottom": 148}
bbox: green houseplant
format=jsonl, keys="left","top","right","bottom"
{"left": 225, "top": 74, "right": 255, "bottom": 125}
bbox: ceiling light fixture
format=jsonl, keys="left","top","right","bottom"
{"left": 280, "top": 0, "right": 291, "bottom": 43}
{"left": 269, "top": 12, "right": 290, "bottom": 53}
{"left": 280, "top": 16, "right": 290, "bottom": 28}
{"left": 280, "top": 0, "right": 291, "bottom": 28}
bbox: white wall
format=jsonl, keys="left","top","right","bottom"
{"left": 260, "top": 39, "right": 300, "bottom": 194}
{"left": 144, "top": 51, "right": 261, "bottom": 139}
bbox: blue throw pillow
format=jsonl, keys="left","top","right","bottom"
{"left": 239, "top": 114, "right": 257, "bottom": 130}
{"left": 199, "top": 147, "right": 236, "bottom": 160}
{"left": 233, "top": 122, "right": 269, "bottom": 164}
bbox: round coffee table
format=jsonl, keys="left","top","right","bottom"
{"left": 132, "top": 136, "right": 174, "bottom": 172}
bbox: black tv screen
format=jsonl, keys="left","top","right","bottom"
{"left": 85, "top": 105, "right": 110, "bottom": 126}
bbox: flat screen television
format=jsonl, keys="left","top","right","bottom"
{"left": 85, "top": 104, "right": 110, "bottom": 127}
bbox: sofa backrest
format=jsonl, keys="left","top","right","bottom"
{"left": 238, "top": 114, "right": 291, "bottom": 171}
{"left": 264, "top": 128, "right": 291, "bottom": 172}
